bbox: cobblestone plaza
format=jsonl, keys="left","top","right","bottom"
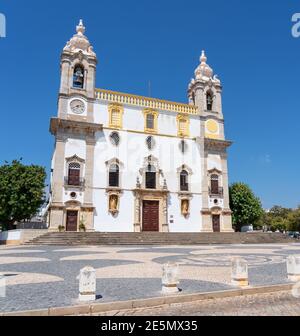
{"left": 1, "top": 243, "right": 300, "bottom": 313}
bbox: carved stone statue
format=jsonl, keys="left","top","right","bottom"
{"left": 181, "top": 200, "right": 189, "bottom": 216}
{"left": 109, "top": 195, "right": 118, "bottom": 213}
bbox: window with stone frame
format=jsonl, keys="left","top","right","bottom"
{"left": 145, "top": 164, "right": 156, "bottom": 189}
{"left": 210, "top": 174, "right": 219, "bottom": 194}
{"left": 180, "top": 170, "right": 189, "bottom": 191}
{"left": 144, "top": 110, "right": 158, "bottom": 133}
{"left": 177, "top": 116, "right": 189, "bottom": 137}
{"left": 109, "top": 105, "right": 123, "bottom": 129}
{"left": 68, "top": 162, "right": 81, "bottom": 186}
{"left": 109, "top": 164, "right": 120, "bottom": 187}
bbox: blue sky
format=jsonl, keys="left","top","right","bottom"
{"left": 0, "top": 0, "right": 299, "bottom": 209}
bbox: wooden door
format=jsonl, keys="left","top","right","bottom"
{"left": 212, "top": 215, "right": 220, "bottom": 232}
{"left": 68, "top": 168, "right": 80, "bottom": 186}
{"left": 142, "top": 201, "right": 159, "bottom": 232}
{"left": 66, "top": 211, "right": 78, "bottom": 232}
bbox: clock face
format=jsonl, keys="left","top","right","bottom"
{"left": 70, "top": 99, "right": 85, "bottom": 114}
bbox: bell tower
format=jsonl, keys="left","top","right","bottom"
{"left": 48, "top": 20, "right": 101, "bottom": 232}
{"left": 58, "top": 19, "right": 97, "bottom": 122}
{"left": 188, "top": 51, "right": 233, "bottom": 232}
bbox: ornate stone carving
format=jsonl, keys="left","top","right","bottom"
{"left": 63, "top": 20, "right": 96, "bottom": 58}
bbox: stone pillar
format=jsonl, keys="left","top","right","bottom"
{"left": 51, "top": 135, "right": 66, "bottom": 204}
{"left": 59, "top": 59, "right": 71, "bottom": 95}
{"left": 221, "top": 152, "right": 233, "bottom": 232}
{"left": 84, "top": 137, "right": 96, "bottom": 231}
{"left": 194, "top": 84, "right": 205, "bottom": 113}
{"left": 162, "top": 195, "right": 169, "bottom": 233}
{"left": 214, "top": 86, "right": 223, "bottom": 116}
{"left": 200, "top": 137, "right": 213, "bottom": 232}
{"left": 86, "top": 65, "right": 96, "bottom": 99}
{"left": 134, "top": 192, "right": 141, "bottom": 232}
{"left": 87, "top": 101, "right": 94, "bottom": 123}
{"left": 81, "top": 208, "right": 94, "bottom": 232}
{"left": 49, "top": 206, "right": 65, "bottom": 231}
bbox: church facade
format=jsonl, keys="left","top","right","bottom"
{"left": 48, "top": 20, "right": 233, "bottom": 233}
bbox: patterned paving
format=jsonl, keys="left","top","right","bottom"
{"left": 0, "top": 243, "right": 300, "bottom": 313}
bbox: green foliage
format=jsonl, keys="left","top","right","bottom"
{"left": 0, "top": 160, "right": 46, "bottom": 230}
{"left": 286, "top": 207, "right": 300, "bottom": 232}
{"left": 58, "top": 225, "right": 65, "bottom": 232}
{"left": 229, "top": 182, "right": 263, "bottom": 231}
{"left": 79, "top": 216, "right": 86, "bottom": 232}
{"left": 251, "top": 205, "right": 300, "bottom": 232}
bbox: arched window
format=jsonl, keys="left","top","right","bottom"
{"left": 109, "top": 164, "right": 119, "bottom": 187}
{"left": 180, "top": 170, "right": 189, "bottom": 191}
{"left": 145, "top": 164, "right": 156, "bottom": 189}
{"left": 210, "top": 174, "right": 219, "bottom": 195}
{"left": 206, "top": 91, "right": 213, "bottom": 111}
{"left": 73, "top": 65, "right": 84, "bottom": 89}
{"left": 68, "top": 162, "right": 81, "bottom": 186}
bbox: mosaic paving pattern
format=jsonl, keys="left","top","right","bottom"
{"left": 0, "top": 243, "right": 300, "bottom": 313}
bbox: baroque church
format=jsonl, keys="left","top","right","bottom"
{"left": 48, "top": 20, "right": 233, "bottom": 233}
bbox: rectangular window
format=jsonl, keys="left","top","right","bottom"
{"left": 179, "top": 119, "right": 187, "bottom": 136}
{"left": 146, "top": 172, "right": 156, "bottom": 189}
{"left": 180, "top": 175, "right": 189, "bottom": 191}
{"left": 68, "top": 169, "right": 80, "bottom": 186}
{"left": 146, "top": 114, "right": 154, "bottom": 130}
{"left": 111, "top": 109, "right": 120, "bottom": 127}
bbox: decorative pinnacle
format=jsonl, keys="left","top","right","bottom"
{"left": 76, "top": 19, "right": 85, "bottom": 36}
{"left": 200, "top": 50, "right": 207, "bottom": 64}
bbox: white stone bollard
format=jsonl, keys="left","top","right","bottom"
{"left": 231, "top": 258, "right": 249, "bottom": 287}
{"left": 0, "top": 275, "right": 6, "bottom": 298}
{"left": 162, "top": 262, "right": 180, "bottom": 295}
{"left": 79, "top": 266, "right": 96, "bottom": 302}
{"left": 287, "top": 256, "right": 300, "bottom": 282}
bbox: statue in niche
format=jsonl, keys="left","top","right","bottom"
{"left": 181, "top": 199, "right": 189, "bottom": 216}
{"left": 109, "top": 195, "right": 119, "bottom": 213}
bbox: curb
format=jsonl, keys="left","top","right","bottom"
{"left": 0, "top": 283, "right": 294, "bottom": 316}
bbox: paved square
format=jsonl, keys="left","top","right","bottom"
{"left": 0, "top": 243, "right": 300, "bottom": 313}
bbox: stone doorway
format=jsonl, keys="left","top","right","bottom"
{"left": 66, "top": 210, "right": 78, "bottom": 232}
{"left": 212, "top": 215, "right": 221, "bottom": 232}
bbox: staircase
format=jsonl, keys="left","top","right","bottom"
{"left": 25, "top": 232, "right": 294, "bottom": 246}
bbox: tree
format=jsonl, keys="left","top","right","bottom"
{"left": 0, "top": 160, "right": 46, "bottom": 230}
{"left": 265, "top": 206, "right": 292, "bottom": 232}
{"left": 229, "top": 182, "right": 263, "bottom": 231}
{"left": 287, "top": 206, "right": 300, "bottom": 232}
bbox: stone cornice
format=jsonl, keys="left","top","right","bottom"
{"left": 204, "top": 138, "right": 233, "bottom": 151}
{"left": 50, "top": 118, "right": 102, "bottom": 137}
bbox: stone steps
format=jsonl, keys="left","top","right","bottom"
{"left": 25, "top": 232, "right": 294, "bottom": 246}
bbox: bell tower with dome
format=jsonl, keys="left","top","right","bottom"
{"left": 188, "top": 51, "right": 233, "bottom": 232}
{"left": 49, "top": 20, "right": 102, "bottom": 232}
